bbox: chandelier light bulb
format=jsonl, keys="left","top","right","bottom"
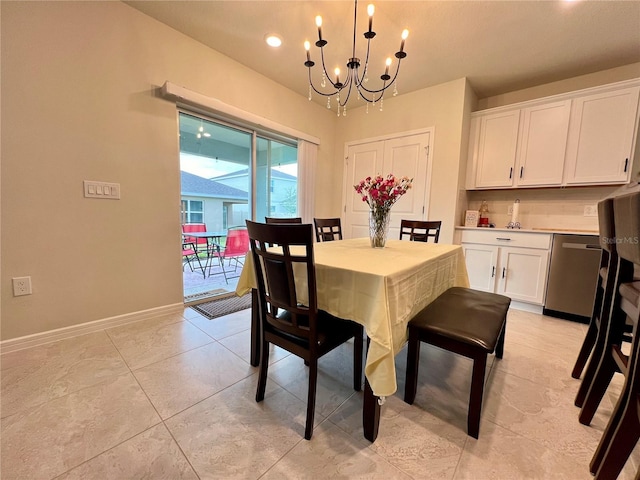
{"left": 334, "top": 67, "right": 341, "bottom": 84}
{"left": 367, "top": 4, "right": 374, "bottom": 33}
{"left": 315, "top": 15, "right": 323, "bottom": 42}
{"left": 304, "top": 40, "right": 310, "bottom": 51}
{"left": 384, "top": 57, "right": 391, "bottom": 76}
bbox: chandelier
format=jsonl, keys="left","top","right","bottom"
{"left": 304, "top": 0, "right": 409, "bottom": 116}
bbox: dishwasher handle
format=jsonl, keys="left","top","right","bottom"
{"left": 562, "top": 242, "right": 601, "bottom": 250}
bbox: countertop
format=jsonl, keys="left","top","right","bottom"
{"left": 455, "top": 226, "right": 599, "bottom": 236}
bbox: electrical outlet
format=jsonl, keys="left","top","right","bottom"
{"left": 12, "top": 276, "right": 32, "bottom": 296}
{"left": 584, "top": 204, "right": 598, "bottom": 217}
{"left": 507, "top": 205, "right": 513, "bottom": 215}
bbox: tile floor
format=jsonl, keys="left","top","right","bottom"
{"left": 2, "top": 307, "right": 639, "bottom": 479}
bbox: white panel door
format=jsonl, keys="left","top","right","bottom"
{"left": 383, "top": 133, "right": 431, "bottom": 240}
{"left": 343, "top": 141, "right": 385, "bottom": 239}
{"left": 343, "top": 132, "right": 431, "bottom": 239}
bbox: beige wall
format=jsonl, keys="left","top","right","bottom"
{"left": 477, "top": 62, "right": 640, "bottom": 110}
{"left": 0, "top": 1, "right": 336, "bottom": 340}
{"left": 331, "top": 78, "right": 471, "bottom": 244}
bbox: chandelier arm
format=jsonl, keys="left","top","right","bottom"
{"left": 356, "top": 61, "right": 402, "bottom": 94}
{"left": 353, "top": 86, "right": 384, "bottom": 104}
{"left": 338, "top": 75, "right": 356, "bottom": 107}
{"left": 356, "top": 38, "right": 372, "bottom": 87}
{"left": 307, "top": 68, "right": 340, "bottom": 97}
{"left": 318, "top": 47, "right": 338, "bottom": 89}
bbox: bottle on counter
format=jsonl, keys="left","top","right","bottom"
{"left": 479, "top": 200, "right": 490, "bottom": 227}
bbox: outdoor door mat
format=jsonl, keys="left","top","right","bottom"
{"left": 191, "top": 293, "right": 252, "bottom": 320}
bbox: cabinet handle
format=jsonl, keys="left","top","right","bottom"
{"left": 509, "top": 167, "right": 513, "bottom": 179}
{"left": 496, "top": 237, "right": 512, "bottom": 241}
{"left": 624, "top": 158, "right": 629, "bottom": 173}
{"left": 491, "top": 266, "right": 496, "bottom": 278}
{"left": 502, "top": 267, "right": 506, "bottom": 279}
{"left": 520, "top": 166, "right": 523, "bottom": 178}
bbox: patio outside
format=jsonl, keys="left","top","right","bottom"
{"left": 183, "top": 251, "right": 242, "bottom": 304}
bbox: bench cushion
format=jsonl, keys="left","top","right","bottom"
{"left": 409, "top": 287, "right": 511, "bottom": 353}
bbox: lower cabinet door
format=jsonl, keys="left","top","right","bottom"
{"left": 462, "top": 244, "right": 499, "bottom": 293}
{"left": 496, "top": 247, "right": 549, "bottom": 304}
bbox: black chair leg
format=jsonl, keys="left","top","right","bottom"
{"left": 468, "top": 353, "right": 487, "bottom": 439}
{"left": 572, "top": 321, "right": 598, "bottom": 379}
{"left": 305, "top": 358, "right": 318, "bottom": 440}
{"left": 495, "top": 320, "right": 506, "bottom": 359}
{"left": 591, "top": 398, "right": 640, "bottom": 477}
{"left": 255, "top": 339, "right": 270, "bottom": 402}
{"left": 354, "top": 326, "right": 363, "bottom": 391}
{"left": 575, "top": 332, "right": 607, "bottom": 407}
{"left": 403, "top": 328, "right": 421, "bottom": 405}
{"left": 579, "top": 354, "right": 617, "bottom": 425}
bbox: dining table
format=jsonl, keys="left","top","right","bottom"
{"left": 235, "top": 237, "right": 469, "bottom": 442}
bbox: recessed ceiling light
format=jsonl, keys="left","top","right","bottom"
{"left": 265, "top": 34, "right": 282, "bottom": 48}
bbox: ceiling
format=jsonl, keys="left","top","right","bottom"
{"left": 125, "top": 1, "right": 640, "bottom": 107}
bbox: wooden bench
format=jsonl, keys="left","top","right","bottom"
{"left": 404, "top": 287, "right": 511, "bottom": 438}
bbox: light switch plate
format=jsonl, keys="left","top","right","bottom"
{"left": 84, "top": 181, "right": 120, "bottom": 199}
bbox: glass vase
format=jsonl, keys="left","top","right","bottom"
{"left": 369, "top": 208, "right": 391, "bottom": 248}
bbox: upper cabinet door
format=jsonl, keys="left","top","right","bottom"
{"left": 515, "top": 100, "right": 571, "bottom": 187}
{"left": 475, "top": 110, "right": 521, "bottom": 188}
{"left": 564, "top": 86, "right": 640, "bottom": 185}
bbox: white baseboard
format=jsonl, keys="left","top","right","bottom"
{"left": 510, "top": 301, "right": 544, "bottom": 314}
{"left": 0, "top": 303, "right": 185, "bottom": 355}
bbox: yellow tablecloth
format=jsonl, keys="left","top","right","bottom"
{"left": 236, "top": 238, "right": 469, "bottom": 397}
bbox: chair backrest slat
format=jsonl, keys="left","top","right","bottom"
{"left": 314, "top": 217, "right": 343, "bottom": 242}
{"left": 265, "top": 217, "right": 303, "bottom": 224}
{"left": 399, "top": 220, "right": 442, "bottom": 243}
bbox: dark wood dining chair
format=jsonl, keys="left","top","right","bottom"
{"left": 399, "top": 220, "right": 442, "bottom": 243}
{"left": 245, "top": 220, "right": 363, "bottom": 440}
{"left": 586, "top": 191, "right": 640, "bottom": 478}
{"left": 572, "top": 199, "right": 619, "bottom": 394}
{"left": 404, "top": 287, "right": 510, "bottom": 438}
{"left": 313, "top": 217, "right": 343, "bottom": 242}
{"left": 265, "top": 217, "right": 302, "bottom": 224}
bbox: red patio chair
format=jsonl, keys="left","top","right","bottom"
{"left": 210, "top": 226, "right": 249, "bottom": 283}
{"left": 182, "top": 241, "right": 205, "bottom": 278}
{"left": 182, "top": 223, "right": 208, "bottom": 254}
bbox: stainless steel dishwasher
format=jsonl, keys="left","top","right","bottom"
{"left": 543, "top": 234, "right": 601, "bottom": 322}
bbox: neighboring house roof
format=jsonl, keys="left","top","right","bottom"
{"left": 212, "top": 168, "right": 296, "bottom": 181}
{"left": 181, "top": 171, "right": 247, "bottom": 200}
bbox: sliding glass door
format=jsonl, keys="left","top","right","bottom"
{"left": 178, "top": 111, "right": 298, "bottom": 302}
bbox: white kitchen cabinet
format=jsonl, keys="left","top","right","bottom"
{"left": 460, "top": 230, "right": 551, "bottom": 305}
{"left": 461, "top": 243, "right": 498, "bottom": 292}
{"left": 474, "top": 110, "right": 520, "bottom": 188}
{"left": 496, "top": 246, "right": 549, "bottom": 304}
{"left": 467, "top": 79, "right": 640, "bottom": 190}
{"left": 564, "top": 86, "right": 640, "bottom": 185}
{"left": 515, "top": 100, "right": 571, "bottom": 187}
